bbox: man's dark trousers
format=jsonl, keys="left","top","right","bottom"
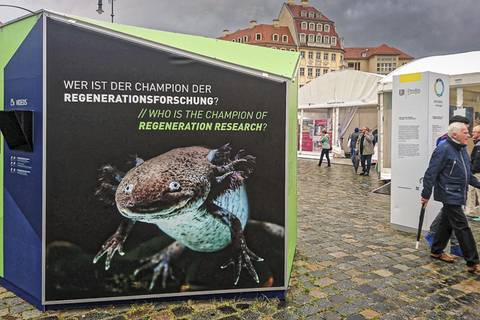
{"left": 360, "top": 154, "right": 372, "bottom": 174}
{"left": 431, "top": 204, "right": 480, "bottom": 266}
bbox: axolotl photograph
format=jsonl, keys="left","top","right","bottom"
{"left": 94, "top": 143, "right": 285, "bottom": 290}
{"left": 45, "top": 143, "right": 285, "bottom": 298}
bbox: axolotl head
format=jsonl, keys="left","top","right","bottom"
{"left": 115, "top": 147, "right": 212, "bottom": 222}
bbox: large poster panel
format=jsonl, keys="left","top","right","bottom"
{"left": 45, "top": 19, "right": 286, "bottom": 302}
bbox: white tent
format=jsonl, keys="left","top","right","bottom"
{"left": 380, "top": 51, "right": 480, "bottom": 92}
{"left": 299, "top": 69, "right": 384, "bottom": 109}
{"left": 297, "top": 70, "right": 384, "bottom": 158}
{"left": 378, "top": 51, "right": 480, "bottom": 180}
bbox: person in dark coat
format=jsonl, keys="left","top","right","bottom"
{"left": 425, "top": 115, "right": 470, "bottom": 256}
{"left": 466, "top": 125, "right": 480, "bottom": 218}
{"left": 421, "top": 122, "right": 480, "bottom": 274}
{"left": 349, "top": 128, "right": 360, "bottom": 165}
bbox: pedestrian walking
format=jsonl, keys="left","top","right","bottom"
{"left": 421, "top": 122, "right": 480, "bottom": 274}
{"left": 425, "top": 115, "right": 470, "bottom": 256}
{"left": 466, "top": 125, "right": 480, "bottom": 219}
{"left": 349, "top": 128, "right": 360, "bottom": 164}
{"left": 318, "top": 129, "right": 331, "bottom": 167}
{"left": 356, "top": 127, "right": 374, "bottom": 176}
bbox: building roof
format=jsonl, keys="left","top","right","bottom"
{"left": 344, "top": 44, "right": 413, "bottom": 60}
{"left": 284, "top": 2, "right": 342, "bottom": 50}
{"left": 219, "top": 24, "right": 296, "bottom": 47}
{"left": 285, "top": 3, "right": 331, "bottom": 21}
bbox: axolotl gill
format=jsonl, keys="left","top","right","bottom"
{"left": 93, "top": 144, "right": 282, "bottom": 290}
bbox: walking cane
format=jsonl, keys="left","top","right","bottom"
{"left": 415, "top": 203, "right": 427, "bottom": 249}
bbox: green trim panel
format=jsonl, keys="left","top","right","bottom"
{"left": 286, "top": 79, "right": 298, "bottom": 282}
{"left": 0, "top": 14, "right": 40, "bottom": 277}
{"left": 71, "top": 16, "right": 299, "bottom": 79}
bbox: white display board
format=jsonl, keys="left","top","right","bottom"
{"left": 391, "top": 72, "right": 449, "bottom": 231}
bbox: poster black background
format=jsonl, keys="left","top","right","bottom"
{"left": 46, "top": 19, "right": 286, "bottom": 299}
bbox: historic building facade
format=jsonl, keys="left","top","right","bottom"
{"left": 344, "top": 44, "right": 414, "bottom": 75}
{"left": 219, "top": 0, "right": 345, "bottom": 86}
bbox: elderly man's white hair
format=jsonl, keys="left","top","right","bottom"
{"left": 448, "top": 121, "right": 467, "bottom": 137}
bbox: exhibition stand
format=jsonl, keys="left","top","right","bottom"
{"left": 298, "top": 70, "right": 383, "bottom": 158}
{"left": 0, "top": 10, "right": 299, "bottom": 309}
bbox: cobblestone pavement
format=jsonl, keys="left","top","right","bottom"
{"left": 2, "top": 159, "right": 480, "bottom": 319}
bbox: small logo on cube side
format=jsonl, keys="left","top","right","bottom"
{"left": 434, "top": 78, "right": 444, "bottom": 97}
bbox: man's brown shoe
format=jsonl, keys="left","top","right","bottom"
{"left": 430, "top": 252, "right": 456, "bottom": 263}
{"left": 467, "top": 264, "right": 480, "bottom": 275}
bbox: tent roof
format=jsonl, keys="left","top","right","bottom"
{"left": 298, "top": 69, "right": 384, "bottom": 109}
{"left": 1, "top": 10, "right": 299, "bottom": 80}
{"left": 381, "top": 51, "right": 480, "bottom": 84}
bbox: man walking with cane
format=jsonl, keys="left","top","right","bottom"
{"left": 421, "top": 122, "right": 480, "bottom": 274}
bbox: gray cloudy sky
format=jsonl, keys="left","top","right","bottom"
{"left": 1, "top": 0, "right": 479, "bottom": 58}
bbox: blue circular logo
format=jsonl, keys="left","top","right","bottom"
{"left": 434, "top": 78, "right": 444, "bottom": 97}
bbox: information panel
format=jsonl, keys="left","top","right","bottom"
{"left": 391, "top": 72, "right": 449, "bottom": 231}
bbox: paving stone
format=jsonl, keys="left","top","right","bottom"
{"left": 359, "top": 308, "right": 381, "bottom": 319}
{"left": 217, "top": 305, "right": 236, "bottom": 314}
{"left": 345, "top": 315, "right": 366, "bottom": 320}
{"left": 217, "top": 316, "right": 241, "bottom": 320}
{"left": 171, "top": 306, "right": 193, "bottom": 317}
{"left": 316, "top": 277, "right": 337, "bottom": 287}
{"left": 239, "top": 310, "right": 262, "bottom": 320}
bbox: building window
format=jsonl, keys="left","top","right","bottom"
{"left": 308, "top": 68, "right": 313, "bottom": 77}
{"left": 324, "top": 24, "right": 330, "bottom": 32}
{"left": 308, "top": 12, "right": 315, "bottom": 18}
{"left": 282, "top": 35, "right": 288, "bottom": 42}
{"left": 299, "top": 33, "right": 306, "bottom": 44}
{"left": 301, "top": 10, "right": 307, "bottom": 17}
{"left": 331, "top": 36, "right": 337, "bottom": 46}
{"left": 323, "top": 35, "right": 330, "bottom": 44}
{"left": 347, "top": 62, "right": 361, "bottom": 70}
{"left": 243, "top": 35, "right": 248, "bottom": 42}
{"left": 308, "top": 51, "right": 313, "bottom": 59}
{"left": 299, "top": 67, "right": 305, "bottom": 76}
{"left": 361, "top": 52, "right": 367, "bottom": 58}
{"left": 324, "top": 52, "right": 329, "bottom": 60}
{"left": 301, "top": 21, "right": 307, "bottom": 30}
{"left": 238, "top": 38, "right": 242, "bottom": 42}
{"left": 316, "top": 52, "right": 321, "bottom": 59}
{"left": 309, "top": 22, "right": 315, "bottom": 31}
{"left": 300, "top": 51, "right": 305, "bottom": 58}
{"left": 255, "top": 33, "right": 262, "bottom": 41}
{"left": 316, "top": 35, "right": 322, "bottom": 43}
{"left": 316, "top": 23, "right": 323, "bottom": 31}
{"left": 232, "top": 39, "right": 236, "bottom": 42}
{"left": 290, "top": 48, "right": 296, "bottom": 51}
{"left": 323, "top": 69, "right": 328, "bottom": 74}
{"left": 316, "top": 13, "right": 322, "bottom": 19}
{"left": 308, "top": 34, "right": 315, "bottom": 43}
{"left": 316, "top": 69, "right": 321, "bottom": 77}
{"left": 272, "top": 34, "right": 279, "bottom": 41}
{"left": 331, "top": 53, "right": 336, "bottom": 61}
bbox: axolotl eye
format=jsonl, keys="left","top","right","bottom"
{"left": 124, "top": 184, "right": 134, "bottom": 194}
{"left": 169, "top": 181, "right": 181, "bottom": 192}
